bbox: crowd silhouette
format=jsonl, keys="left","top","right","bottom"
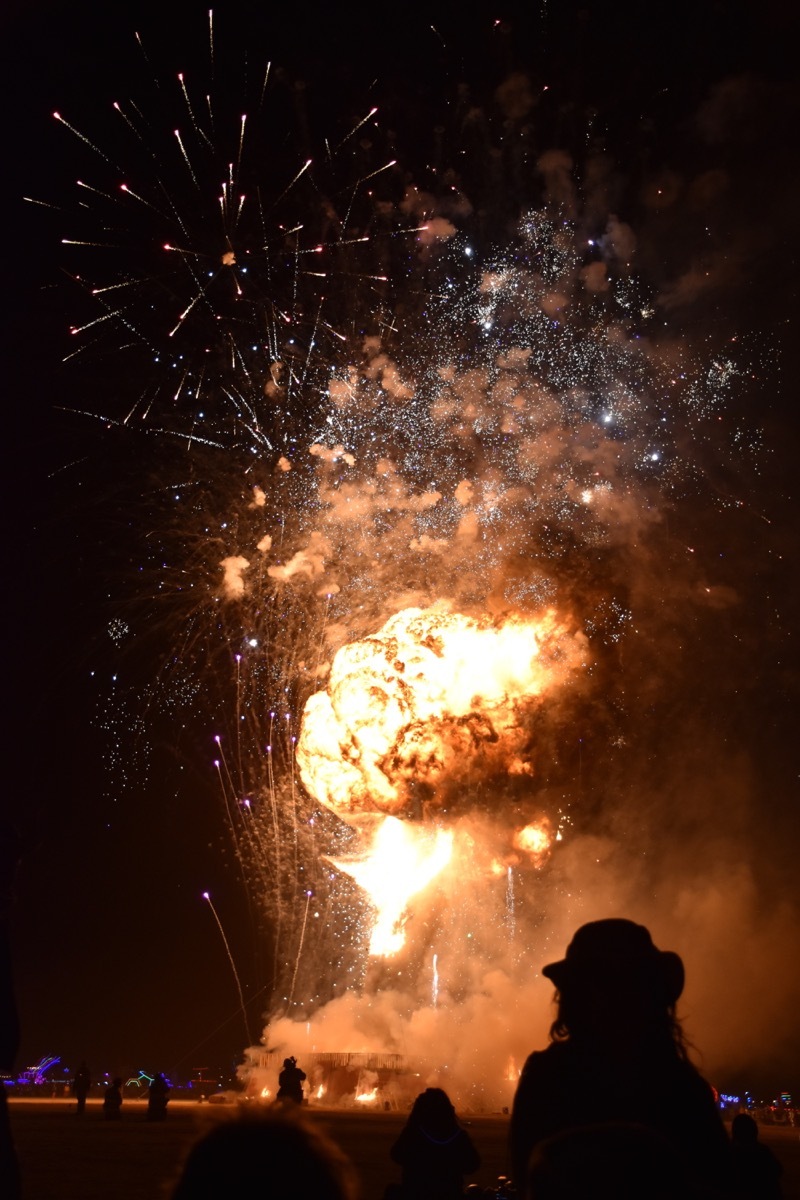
{"left": 160, "top": 916, "right": 784, "bottom": 1200}
{"left": 3, "top": 916, "right": 789, "bottom": 1199}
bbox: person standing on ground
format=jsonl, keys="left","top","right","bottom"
{"left": 103, "top": 1077, "right": 123, "bottom": 1120}
{"left": 730, "top": 1113, "right": 783, "bottom": 1199}
{"left": 390, "top": 1087, "right": 480, "bottom": 1200}
{"left": 510, "top": 919, "right": 731, "bottom": 1195}
{"left": 276, "top": 1055, "right": 306, "bottom": 1104}
{"left": 72, "top": 1062, "right": 91, "bottom": 1115}
{"left": 147, "top": 1072, "right": 170, "bottom": 1121}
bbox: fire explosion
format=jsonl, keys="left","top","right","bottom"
{"left": 297, "top": 606, "right": 585, "bottom": 955}
{"left": 36, "top": 11, "right": 775, "bottom": 1109}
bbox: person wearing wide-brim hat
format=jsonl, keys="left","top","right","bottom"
{"left": 510, "top": 919, "right": 732, "bottom": 1195}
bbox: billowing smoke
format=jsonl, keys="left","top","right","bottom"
{"left": 220, "top": 205, "right": 797, "bottom": 1104}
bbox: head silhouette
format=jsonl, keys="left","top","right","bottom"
{"left": 731, "top": 1113, "right": 760, "bottom": 1144}
{"left": 171, "top": 1108, "right": 357, "bottom": 1200}
{"left": 544, "top": 920, "right": 686, "bottom": 1050}
{"left": 409, "top": 1088, "right": 459, "bottom": 1136}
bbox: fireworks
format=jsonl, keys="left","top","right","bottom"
{"left": 37, "top": 11, "right": 756, "bottom": 1107}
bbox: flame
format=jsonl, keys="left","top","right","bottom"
{"left": 513, "top": 819, "right": 552, "bottom": 867}
{"left": 328, "top": 816, "right": 453, "bottom": 955}
{"left": 297, "top": 604, "right": 584, "bottom": 957}
{"left": 356, "top": 1087, "right": 379, "bottom": 1104}
{"left": 298, "top": 605, "right": 585, "bottom": 819}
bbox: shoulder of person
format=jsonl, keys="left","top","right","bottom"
{"left": 520, "top": 1042, "right": 568, "bottom": 1079}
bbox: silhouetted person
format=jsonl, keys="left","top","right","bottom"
{"left": 527, "top": 1122, "right": 703, "bottom": 1199}
{"left": 731, "top": 1113, "right": 783, "bottom": 1199}
{"left": 276, "top": 1054, "right": 306, "bottom": 1104}
{"left": 170, "top": 1107, "right": 358, "bottom": 1199}
{"left": 147, "top": 1072, "right": 170, "bottom": 1121}
{"left": 103, "top": 1077, "right": 123, "bottom": 1120}
{"left": 390, "top": 1087, "right": 480, "bottom": 1200}
{"left": 510, "top": 919, "right": 731, "bottom": 1195}
{"left": 72, "top": 1062, "right": 91, "bottom": 1115}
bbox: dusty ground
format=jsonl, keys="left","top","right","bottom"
{"left": 8, "top": 1098, "right": 800, "bottom": 1199}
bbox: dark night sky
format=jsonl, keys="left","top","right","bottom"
{"left": 2, "top": 0, "right": 798, "bottom": 1093}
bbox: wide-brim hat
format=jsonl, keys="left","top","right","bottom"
{"left": 542, "top": 919, "right": 684, "bottom": 1004}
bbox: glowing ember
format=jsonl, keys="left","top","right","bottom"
{"left": 328, "top": 816, "right": 453, "bottom": 956}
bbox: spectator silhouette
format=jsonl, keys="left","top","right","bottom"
{"left": 170, "top": 1107, "right": 358, "bottom": 1199}
{"left": 72, "top": 1062, "right": 91, "bottom": 1115}
{"left": 510, "top": 919, "right": 731, "bottom": 1195}
{"left": 103, "top": 1077, "right": 123, "bottom": 1120}
{"left": 731, "top": 1113, "right": 783, "bottom": 1199}
{"left": 147, "top": 1072, "right": 170, "bottom": 1121}
{"left": 276, "top": 1054, "right": 306, "bottom": 1104}
{"left": 527, "top": 1121, "right": 703, "bottom": 1199}
{"left": 390, "top": 1087, "right": 480, "bottom": 1200}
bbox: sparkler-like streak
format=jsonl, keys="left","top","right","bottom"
{"left": 38, "top": 11, "right": 758, "bottom": 1108}
{"left": 202, "top": 891, "right": 251, "bottom": 1044}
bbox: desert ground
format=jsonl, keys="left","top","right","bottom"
{"left": 8, "top": 1097, "right": 800, "bottom": 1199}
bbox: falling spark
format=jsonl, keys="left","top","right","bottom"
{"left": 202, "top": 891, "right": 251, "bottom": 1043}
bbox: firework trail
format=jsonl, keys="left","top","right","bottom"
{"left": 203, "top": 891, "right": 251, "bottom": 1044}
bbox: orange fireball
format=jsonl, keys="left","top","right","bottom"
{"left": 296, "top": 604, "right": 585, "bottom": 957}
{"left": 513, "top": 820, "right": 553, "bottom": 868}
{"left": 297, "top": 605, "right": 585, "bottom": 819}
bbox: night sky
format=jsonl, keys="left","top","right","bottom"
{"left": 3, "top": 0, "right": 798, "bottom": 1096}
